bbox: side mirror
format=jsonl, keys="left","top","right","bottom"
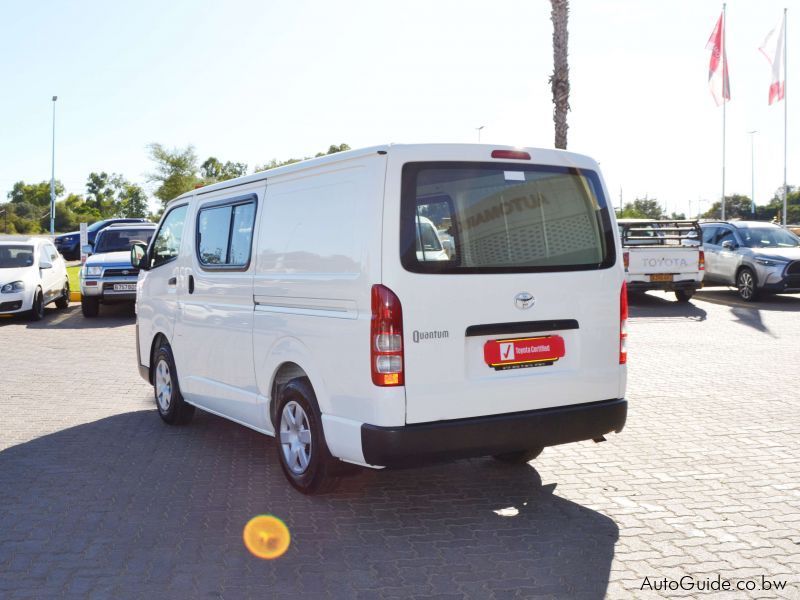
{"left": 131, "top": 243, "right": 148, "bottom": 269}
{"left": 721, "top": 240, "right": 736, "bottom": 250}
{"left": 81, "top": 244, "right": 93, "bottom": 256}
{"left": 40, "top": 260, "right": 53, "bottom": 270}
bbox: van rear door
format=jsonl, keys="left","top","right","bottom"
{"left": 383, "top": 154, "right": 624, "bottom": 424}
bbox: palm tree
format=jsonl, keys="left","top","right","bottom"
{"left": 550, "top": 0, "right": 570, "bottom": 150}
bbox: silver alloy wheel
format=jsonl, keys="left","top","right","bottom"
{"left": 738, "top": 270, "right": 755, "bottom": 300}
{"left": 155, "top": 359, "right": 172, "bottom": 412}
{"left": 280, "top": 400, "right": 312, "bottom": 475}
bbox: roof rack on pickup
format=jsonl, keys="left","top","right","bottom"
{"left": 617, "top": 219, "right": 702, "bottom": 246}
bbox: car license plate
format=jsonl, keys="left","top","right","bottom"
{"left": 483, "top": 335, "right": 565, "bottom": 371}
{"left": 650, "top": 273, "right": 673, "bottom": 282}
{"left": 113, "top": 283, "right": 137, "bottom": 291}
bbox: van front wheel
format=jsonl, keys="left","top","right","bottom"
{"left": 153, "top": 343, "right": 194, "bottom": 425}
{"left": 493, "top": 447, "right": 543, "bottom": 465}
{"left": 276, "top": 379, "right": 339, "bottom": 494}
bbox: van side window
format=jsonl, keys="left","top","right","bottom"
{"left": 151, "top": 205, "right": 188, "bottom": 269}
{"left": 196, "top": 196, "right": 256, "bottom": 268}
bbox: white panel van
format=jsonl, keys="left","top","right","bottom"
{"left": 132, "top": 144, "right": 628, "bottom": 494}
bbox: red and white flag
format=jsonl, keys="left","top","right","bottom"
{"left": 706, "top": 12, "right": 730, "bottom": 106}
{"left": 759, "top": 14, "right": 786, "bottom": 105}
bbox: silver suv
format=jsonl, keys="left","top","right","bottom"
{"left": 700, "top": 221, "right": 800, "bottom": 301}
{"left": 80, "top": 223, "right": 156, "bottom": 317}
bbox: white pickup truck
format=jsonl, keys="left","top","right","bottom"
{"left": 618, "top": 219, "right": 705, "bottom": 302}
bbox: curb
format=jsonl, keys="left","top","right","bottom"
{"left": 70, "top": 291, "right": 82, "bottom": 302}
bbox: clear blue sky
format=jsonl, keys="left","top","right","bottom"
{"left": 1, "top": 0, "right": 796, "bottom": 217}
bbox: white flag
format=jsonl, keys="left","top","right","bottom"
{"left": 759, "top": 14, "right": 786, "bottom": 105}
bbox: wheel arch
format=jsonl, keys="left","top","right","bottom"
{"left": 736, "top": 263, "right": 758, "bottom": 287}
{"left": 258, "top": 336, "right": 331, "bottom": 431}
{"left": 147, "top": 331, "right": 170, "bottom": 385}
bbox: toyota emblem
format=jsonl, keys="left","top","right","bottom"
{"left": 514, "top": 292, "right": 535, "bottom": 310}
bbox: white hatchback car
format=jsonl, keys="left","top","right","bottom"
{"left": 0, "top": 237, "right": 70, "bottom": 320}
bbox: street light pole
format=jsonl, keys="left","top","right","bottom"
{"left": 50, "top": 96, "right": 57, "bottom": 237}
{"left": 748, "top": 130, "right": 757, "bottom": 215}
{"left": 476, "top": 125, "right": 485, "bottom": 143}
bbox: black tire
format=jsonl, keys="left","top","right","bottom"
{"left": 736, "top": 267, "right": 760, "bottom": 302}
{"left": 153, "top": 343, "right": 195, "bottom": 425}
{"left": 275, "top": 378, "right": 340, "bottom": 494}
{"left": 493, "top": 447, "right": 544, "bottom": 465}
{"left": 675, "top": 290, "right": 693, "bottom": 303}
{"left": 55, "top": 280, "right": 70, "bottom": 309}
{"left": 28, "top": 289, "right": 45, "bottom": 321}
{"left": 81, "top": 296, "right": 99, "bottom": 317}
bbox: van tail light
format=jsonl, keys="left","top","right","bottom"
{"left": 619, "top": 282, "right": 628, "bottom": 365}
{"left": 622, "top": 251, "right": 629, "bottom": 271}
{"left": 698, "top": 250, "right": 705, "bottom": 271}
{"left": 371, "top": 285, "right": 404, "bottom": 386}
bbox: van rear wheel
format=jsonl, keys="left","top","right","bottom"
{"left": 675, "top": 290, "right": 693, "bottom": 303}
{"left": 275, "top": 378, "right": 340, "bottom": 494}
{"left": 493, "top": 447, "right": 543, "bottom": 465}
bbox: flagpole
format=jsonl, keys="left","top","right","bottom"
{"left": 721, "top": 3, "right": 727, "bottom": 221}
{"left": 783, "top": 7, "right": 788, "bottom": 226}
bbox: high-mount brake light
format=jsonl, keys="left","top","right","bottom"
{"left": 371, "top": 285, "right": 404, "bottom": 386}
{"left": 491, "top": 150, "right": 531, "bottom": 160}
{"left": 620, "top": 282, "right": 628, "bottom": 365}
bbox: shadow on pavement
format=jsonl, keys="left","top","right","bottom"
{"left": 0, "top": 302, "right": 136, "bottom": 330}
{"left": 695, "top": 288, "right": 800, "bottom": 312}
{"left": 0, "top": 410, "right": 618, "bottom": 598}
{"left": 627, "top": 291, "right": 707, "bottom": 321}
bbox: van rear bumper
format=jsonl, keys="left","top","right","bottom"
{"left": 360, "top": 398, "right": 627, "bottom": 468}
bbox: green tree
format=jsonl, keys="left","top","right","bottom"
{"left": 200, "top": 157, "right": 248, "bottom": 183}
{"left": 702, "top": 194, "right": 756, "bottom": 220}
{"left": 550, "top": 0, "right": 570, "bottom": 149}
{"left": 8, "top": 180, "right": 64, "bottom": 207}
{"left": 53, "top": 201, "right": 78, "bottom": 232}
{"left": 619, "top": 198, "right": 664, "bottom": 219}
{"left": 117, "top": 182, "right": 149, "bottom": 218}
{"left": 147, "top": 143, "right": 200, "bottom": 206}
{"left": 763, "top": 185, "right": 800, "bottom": 224}
{"left": 85, "top": 172, "right": 120, "bottom": 215}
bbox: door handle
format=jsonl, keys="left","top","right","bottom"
{"left": 168, "top": 277, "right": 177, "bottom": 286}
{"left": 188, "top": 275, "right": 195, "bottom": 294}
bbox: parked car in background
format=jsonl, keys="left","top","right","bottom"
{"left": 700, "top": 220, "right": 800, "bottom": 301}
{"left": 618, "top": 219, "right": 704, "bottom": 302}
{"left": 0, "top": 237, "right": 69, "bottom": 320}
{"left": 54, "top": 217, "right": 149, "bottom": 260}
{"left": 80, "top": 223, "right": 157, "bottom": 317}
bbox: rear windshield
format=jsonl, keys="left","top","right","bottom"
{"left": 400, "top": 162, "right": 615, "bottom": 273}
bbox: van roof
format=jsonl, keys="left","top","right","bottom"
{"left": 167, "top": 143, "right": 600, "bottom": 208}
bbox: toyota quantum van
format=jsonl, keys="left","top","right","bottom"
{"left": 132, "top": 144, "right": 628, "bottom": 494}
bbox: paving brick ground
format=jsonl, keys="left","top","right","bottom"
{"left": 1, "top": 289, "right": 799, "bottom": 599}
